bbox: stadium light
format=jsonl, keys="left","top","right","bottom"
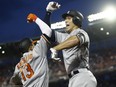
{"left": 100, "top": 28, "right": 104, "bottom": 31}
{"left": 88, "top": 5, "right": 116, "bottom": 22}
{"left": 106, "top": 32, "right": 110, "bottom": 35}
{"left": 2, "top": 50, "right": 5, "bottom": 54}
{"left": 104, "top": 6, "right": 116, "bottom": 21}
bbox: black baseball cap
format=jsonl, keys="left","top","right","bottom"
{"left": 19, "top": 38, "right": 33, "bottom": 53}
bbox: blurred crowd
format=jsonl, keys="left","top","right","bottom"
{"left": 48, "top": 48, "right": 116, "bottom": 81}
{"left": 89, "top": 52, "right": 116, "bottom": 72}
{"left": 0, "top": 48, "right": 116, "bottom": 87}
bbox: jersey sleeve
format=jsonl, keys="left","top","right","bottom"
{"left": 32, "top": 36, "right": 48, "bottom": 58}
{"left": 43, "top": 12, "right": 51, "bottom": 27}
{"left": 13, "top": 65, "right": 20, "bottom": 76}
{"left": 42, "top": 31, "right": 66, "bottom": 45}
{"left": 76, "top": 30, "right": 90, "bottom": 46}
{"left": 51, "top": 30, "right": 68, "bottom": 43}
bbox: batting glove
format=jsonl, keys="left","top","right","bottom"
{"left": 50, "top": 48, "right": 61, "bottom": 62}
{"left": 27, "top": 13, "right": 37, "bottom": 23}
{"left": 46, "top": 1, "right": 61, "bottom": 12}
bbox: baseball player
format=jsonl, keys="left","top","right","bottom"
{"left": 10, "top": 34, "right": 50, "bottom": 86}
{"left": 50, "top": 10, "right": 97, "bottom": 87}
{"left": 27, "top": 1, "right": 97, "bottom": 87}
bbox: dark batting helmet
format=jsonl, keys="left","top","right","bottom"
{"left": 62, "top": 10, "right": 84, "bottom": 27}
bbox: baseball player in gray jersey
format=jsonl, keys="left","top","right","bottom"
{"left": 27, "top": 2, "right": 97, "bottom": 87}
{"left": 10, "top": 33, "right": 50, "bottom": 86}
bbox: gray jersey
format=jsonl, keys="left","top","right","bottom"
{"left": 54, "top": 28, "right": 90, "bottom": 73}
{"left": 12, "top": 37, "right": 49, "bottom": 87}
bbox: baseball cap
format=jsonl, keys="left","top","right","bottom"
{"left": 19, "top": 38, "right": 33, "bottom": 53}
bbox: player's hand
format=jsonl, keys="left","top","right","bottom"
{"left": 46, "top": 1, "right": 61, "bottom": 12}
{"left": 9, "top": 74, "right": 22, "bottom": 85}
{"left": 27, "top": 13, "right": 37, "bottom": 23}
{"left": 50, "top": 48, "right": 61, "bottom": 62}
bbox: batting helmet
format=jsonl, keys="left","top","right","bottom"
{"left": 19, "top": 38, "right": 33, "bottom": 53}
{"left": 62, "top": 10, "right": 84, "bottom": 27}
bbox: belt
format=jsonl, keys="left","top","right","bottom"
{"left": 68, "top": 70, "right": 79, "bottom": 78}
{"left": 68, "top": 67, "right": 89, "bottom": 78}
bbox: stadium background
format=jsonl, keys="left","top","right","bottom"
{"left": 0, "top": 0, "right": 116, "bottom": 87}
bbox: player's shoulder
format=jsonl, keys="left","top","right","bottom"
{"left": 23, "top": 51, "right": 32, "bottom": 57}
{"left": 77, "top": 28, "right": 88, "bottom": 34}
{"left": 77, "top": 28, "right": 86, "bottom": 32}
{"left": 23, "top": 52, "right": 28, "bottom": 57}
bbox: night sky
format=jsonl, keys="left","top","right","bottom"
{"left": 0, "top": 0, "right": 116, "bottom": 43}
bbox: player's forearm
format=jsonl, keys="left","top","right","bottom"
{"left": 53, "top": 36, "right": 80, "bottom": 50}
{"left": 9, "top": 76, "right": 17, "bottom": 84}
{"left": 43, "top": 11, "right": 51, "bottom": 27}
{"left": 9, "top": 75, "right": 22, "bottom": 85}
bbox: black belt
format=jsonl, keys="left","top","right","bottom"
{"left": 68, "top": 67, "right": 89, "bottom": 78}
{"left": 68, "top": 70, "right": 79, "bottom": 78}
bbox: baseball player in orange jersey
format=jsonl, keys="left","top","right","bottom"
{"left": 10, "top": 30, "right": 51, "bottom": 86}
{"left": 27, "top": 1, "right": 97, "bottom": 87}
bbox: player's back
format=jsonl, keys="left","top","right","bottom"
{"left": 17, "top": 37, "right": 49, "bottom": 87}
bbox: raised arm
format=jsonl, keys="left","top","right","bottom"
{"left": 27, "top": 14, "right": 52, "bottom": 38}
{"left": 52, "top": 35, "right": 80, "bottom": 50}
{"left": 27, "top": 1, "right": 60, "bottom": 38}
{"left": 44, "top": 1, "right": 61, "bottom": 27}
